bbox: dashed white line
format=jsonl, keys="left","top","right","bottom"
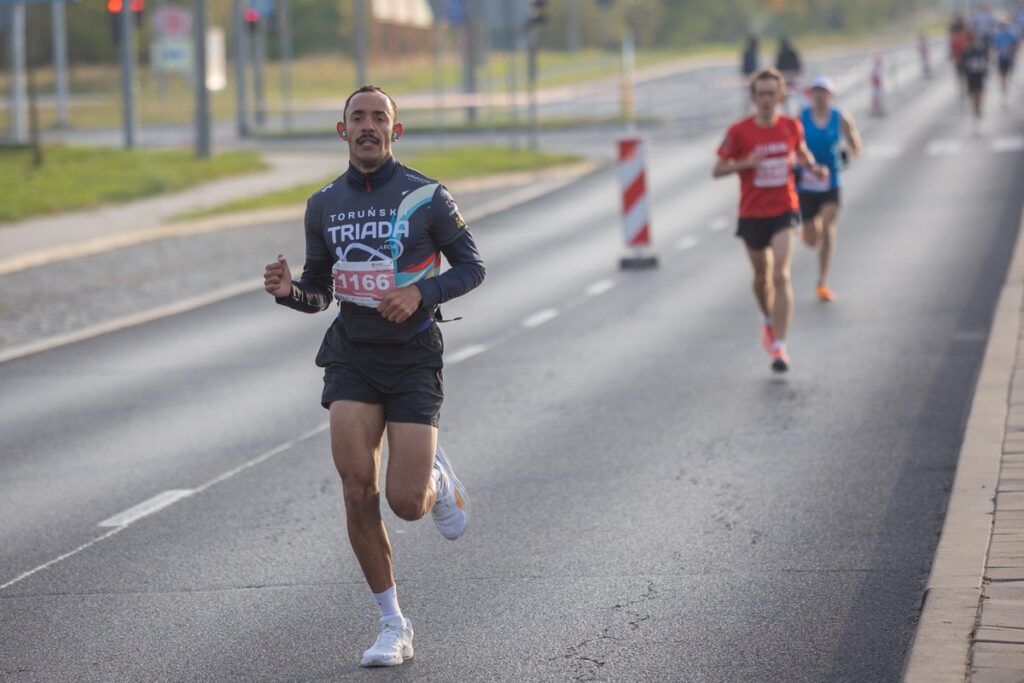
{"left": 676, "top": 235, "right": 700, "bottom": 250}
{"left": 98, "top": 489, "right": 195, "bottom": 528}
{"left": 863, "top": 143, "right": 903, "bottom": 159}
{"left": 446, "top": 344, "right": 489, "bottom": 365}
{"left": 926, "top": 140, "right": 963, "bottom": 156}
{"left": 709, "top": 217, "right": 730, "bottom": 232}
{"left": 0, "top": 421, "right": 329, "bottom": 592}
{"left": 522, "top": 308, "right": 559, "bottom": 328}
{"left": 993, "top": 136, "right": 1024, "bottom": 153}
{"left": 584, "top": 279, "right": 615, "bottom": 297}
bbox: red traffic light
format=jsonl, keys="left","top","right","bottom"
{"left": 107, "top": 0, "right": 122, "bottom": 12}
{"left": 130, "top": 0, "right": 144, "bottom": 11}
{"left": 242, "top": 7, "right": 260, "bottom": 22}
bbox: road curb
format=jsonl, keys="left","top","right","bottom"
{"left": 902, "top": 205, "right": 1024, "bottom": 682}
{"left": 0, "top": 162, "right": 596, "bottom": 279}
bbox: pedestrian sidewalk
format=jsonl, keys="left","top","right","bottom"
{"left": 904, "top": 208, "right": 1024, "bottom": 681}
{"left": 0, "top": 151, "right": 596, "bottom": 278}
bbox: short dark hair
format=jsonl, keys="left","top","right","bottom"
{"left": 343, "top": 85, "right": 398, "bottom": 121}
{"left": 749, "top": 68, "right": 786, "bottom": 97}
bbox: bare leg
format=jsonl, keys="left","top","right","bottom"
{"left": 769, "top": 228, "right": 795, "bottom": 342}
{"left": 801, "top": 214, "right": 822, "bottom": 248}
{"left": 817, "top": 203, "right": 840, "bottom": 287}
{"left": 330, "top": 400, "right": 392, "bottom": 593}
{"left": 745, "top": 245, "right": 773, "bottom": 319}
{"left": 384, "top": 422, "right": 439, "bottom": 522}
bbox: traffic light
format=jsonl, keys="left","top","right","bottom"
{"left": 107, "top": 0, "right": 144, "bottom": 29}
{"left": 243, "top": 7, "right": 261, "bottom": 34}
{"left": 527, "top": 0, "right": 548, "bottom": 29}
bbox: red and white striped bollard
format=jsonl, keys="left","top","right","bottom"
{"left": 617, "top": 138, "right": 658, "bottom": 270}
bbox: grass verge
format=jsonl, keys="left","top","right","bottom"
{"left": 175, "top": 146, "right": 583, "bottom": 221}
{"left": 0, "top": 146, "right": 267, "bottom": 224}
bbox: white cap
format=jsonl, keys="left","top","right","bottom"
{"left": 809, "top": 75, "right": 835, "bottom": 93}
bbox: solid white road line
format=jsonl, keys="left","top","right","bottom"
{"left": 676, "top": 235, "right": 700, "bottom": 250}
{"left": 522, "top": 308, "right": 559, "bottom": 328}
{"left": 446, "top": 344, "right": 489, "bottom": 366}
{"left": 0, "top": 280, "right": 262, "bottom": 365}
{"left": 0, "top": 422, "right": 329, "bottom": 592}
{"left": 98, "top": 489, "right": 195, "bottom": 528}
{"left": 584, "top": 279, "right": 616, "bottom": 297}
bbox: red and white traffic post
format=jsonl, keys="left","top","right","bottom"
{"left": 871, "top": 53, "right": 887, "bottom": 116}
{"left": 617, "top": 137, "right": 658, "bottom": 270}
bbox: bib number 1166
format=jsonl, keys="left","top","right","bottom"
{"left": 333, "top": 260, "right": 396, "bottom": 308}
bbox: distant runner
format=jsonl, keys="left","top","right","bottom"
{"left": 994, "top": 19, "right": 1019, "bottom": 107}
{"left": 263, "top": 85, "right": 485, "bottom": 668}
{"left": 962, "top": 29, "right": 991, "bottom": 134}
{"left": 797, "top": 76, "right": 863, "bottom": 302}
{"left": 714, "top": 68, "right": 828, "bottom": 372}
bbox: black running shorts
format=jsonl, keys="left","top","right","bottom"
{"left": 315, "top": 317, "right": 444, "bottom": 427}
{"left": 966, "top": 73, "right": 986, "bottom": 94}
{"left": 798, "top": 188, "right": 841, "bottom": 222}
{"left": 999, "top": 57, "right": 1014, "bottom": 76}
{"left": 736, "top": 211, "right": 801, "bottom": 250}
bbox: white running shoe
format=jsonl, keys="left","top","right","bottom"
{"left": 431, "top": 445, "right": 469, "bottom": 540}
{"left": 359, "top": 618, "right": 414, "bottom": 667}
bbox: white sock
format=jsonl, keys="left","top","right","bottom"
{"left": 771, "top": 340, "right": 786, "bottom": 352}
{"left": 762, "top": 315, "right": 772, "bottom": 326}
{"left": 373, "top": 585, "right": 404, "bottom": 624}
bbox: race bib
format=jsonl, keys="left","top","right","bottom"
{"left": 754, "top": 156, "right": 790, "bottom": 188}
{"left": 332, "top": 259, "right": 396, "bottom": 308}
{"left": 800, "top": 170, "right": 830, "bottom": 193}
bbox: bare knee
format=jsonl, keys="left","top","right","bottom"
{"left": 386, "top": 486, "right": 429, "bottom": 522}
{"left": 341, "top": 476, "right": 380, "bottom": 519}
{"left": 772, "top": 268, "right": 790, "bottom": 289}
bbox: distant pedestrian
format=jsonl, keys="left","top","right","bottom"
{"left": 951, "top": 15, "right": 969, "bottom": 100}
{"left": 775, "top": 37, "right": 803, "bottom": 113}
{"left": 741, "top": 34, "right": 760, "bottom": 112}
{"left": 994, "top": 19, "right": 1018, "bottom": 107}
{"left": 961, "top": 29, "right": 991, "bottom": 134}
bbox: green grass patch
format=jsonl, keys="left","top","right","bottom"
{"left": 0, "top": 146, "right": 267, "bottom": 223}
{"left": 176, "top": 145, "right": 583, "bottom": 221}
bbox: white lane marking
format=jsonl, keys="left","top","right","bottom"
{"left": 676, "top": 235, "right": 700, "bottom": 250}
{"left": 522, "top": 308, "right": 559, "bottom": 328}
{"left": 0, "top": 280, "right": 261, "bottom": 365}
{"left": 926, "top": 139, "right": 963, "bottom": 156}
{"left": 98, "top": 489, "right": 195, "bottom": 528}
{"left": 584, "top": 279, "right": 615, "bottom": 297}
{"left": 863, "top": 143, "right": 902, "bottom": 159}
{"left": 446, "top": 344, "right": 489, "bottom": 366}
{"left": 709, "top": 217, "right": 730, "bottom": 232}
{"left": 992, "top": 136, "right": 1024, "bottom": 153}
{"left": 0, "top": 421, "right": 329, "bottom": 592}
{"left": 0, "top": 527, "right": 128, "bottom": 591}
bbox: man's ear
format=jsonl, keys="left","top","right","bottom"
{"left": 336, "top": 122, "right": 347, "bottom": 139}
{"left": 391, "top": 122, "right": 404, "bottom": 142}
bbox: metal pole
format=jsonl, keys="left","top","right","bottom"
{"left": 232, "top": 0, "right": 249, "bottom": 137}
{"left": 10, "top": 3, "right": 27, "bottom": 143}
{"left": 252, "top": 19, "right": 266, "bottom": 126}
{"left": 119, "top": 1, "right": 137, "bottom": 148}
{"left": 504, "top": 2, "right": 519, "bottom": 149}
{"left": 194, "top": 0, "right": 211, "bottom": 157}
{"left": 433, "top": 17, "right": 445, "bottom": 145}
{"left": 463, "top": 0, "right": 477, "bottom": 124}
{"left": 51, "top": 0, "right": 70, "bottom": 128}
{"left": 527, "top": 28, "right": 538, "bottom": 150}
{"left": 277, "top": 0, "right": 294, "bottom": 130}
{"left": 354, "top": 0, "right": 369, "bottom": 85}
{"left": 565, "top": 0, "right": 580, "bottom": 52}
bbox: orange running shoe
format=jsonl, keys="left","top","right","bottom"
{"left": 817, "top": 284, "right": 835, "bottom": 302}
{"left": 771, "top": 347, "right": 790, "bottom": 373}
{"left": 761, "top": 324, "right": 775, "bottom": 352}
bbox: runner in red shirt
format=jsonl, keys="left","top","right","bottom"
{"left": 713, "top": 68, "right": 827, "bottom": 372}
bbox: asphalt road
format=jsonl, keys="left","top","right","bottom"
{"left": 4, "top": 67, "right": 1024, "bottom": 681}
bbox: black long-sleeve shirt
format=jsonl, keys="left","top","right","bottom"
{"left": 276, "top": 157, "right": 485, "bottom": 342}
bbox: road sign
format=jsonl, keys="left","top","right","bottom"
{"left": 154, "top": 5, "right": 190, "bottom": 39}
{"left": 152, "top": 38, "right": 192, "bottom": 73}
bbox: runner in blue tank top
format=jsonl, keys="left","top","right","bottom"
{"left": 797, "top": 76, "right": 863, "bottom": 302}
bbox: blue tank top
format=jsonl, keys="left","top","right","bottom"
{"left": 798, "top": 107, "right": 841, "bottom": 193}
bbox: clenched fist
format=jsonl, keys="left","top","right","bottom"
{"left": 264, "top": 254, "right": 292, "bottom": 298}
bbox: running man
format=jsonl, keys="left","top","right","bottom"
{"left": 713, "top": 68, "right": 828, "bottom": 372}
{"left": 994, "top": 19, "right": 1019, "bottom": 107}
{"left": 797, "top": 76, "right": 863, "bottom": 302}
{"left": 263, "top": 85, "right": 485, "bottom": 667}
{"left": 962, "top": 29, "right": 991, "bottom": 134}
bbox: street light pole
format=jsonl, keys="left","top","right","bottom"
{"left": 354, "top": 0, "right": 369, "bottom": 85}
{"left": 9, "top": 3, "right": 28, "bottom": 143}
{"left": 51, "top": 0, "right": 70, "bottom": 128}
{"left": 118, "top": 0, "right": 137, "bottom": 149}
{"left": 194, "top": 0, "right": 211, "bottom": 158}
{"left": 232, "top": 0, "right": 249, "bottom": 138}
